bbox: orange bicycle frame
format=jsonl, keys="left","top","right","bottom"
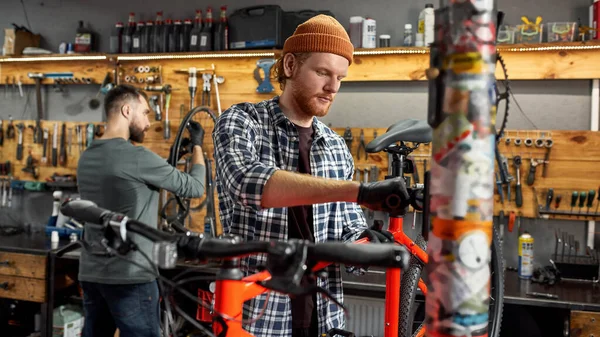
{"left": 212, "top": 215, "right": 429, "bottom": 337}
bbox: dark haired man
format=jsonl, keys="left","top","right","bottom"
{"left": 76, "top": 84, "right": 206, "bottom": 336}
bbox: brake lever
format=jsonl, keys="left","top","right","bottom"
{"left": 408, "top": 186, "right": 425, "bottom": 212}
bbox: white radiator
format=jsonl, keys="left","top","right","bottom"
{"left": 343, "top": 295, "right": 386, "bottom": 337}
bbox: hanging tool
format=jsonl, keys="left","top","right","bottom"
{"left": 507, "top": 211, "right": 515, "bottom": 233}
{"left": 545, "top": 188, "right": 554, "bottom": 211}
{"left": 571, "top": 191, "right": 579, "bottom": 213}
{"left": 16, "top": 76, "right": 23, "bottom": 98}
{"left": 52, "top": 123, "right": 58, "bottom": 167}
{"left": 578, "top": 191, "right": 587, "bottom": 215}
{"left": 59, "top": 123, "right": 67, "bottom": 166}
{"left": 526, "top": 158, "right": 537, "bottom": 186}
{"left": 67, "top": 127, "right": 73, "bottom": 155}
{"left": 561, "top": 231, "right": 567, "bottom": 262}
{"left": 554, "top": 195, "right": 562, "bottom": 210}
{"left": 343, "top": 127, "right": 353, "bottom": 150}
{"left": 513, "top": 156, "right": 523, "bottom": 207}
{"left": 22, "top": 151, "right": 39, "bottom": 179}
{"left": 164, "top": 89, "right": 172, "bottom": 140}
{"left": 188, "top": 67, "right": 197, "bottom": 110}
{"left": 27, "top": 73, "right": 45, "bottom": 144}
{"left": 86, "top": 124, "right": 95, "bottom": 148}
{"left": 149, "top": 96, "right": 162, "bottom": 121}
{"left": 254, "top": 59, "right": 275, "bottom": 93}
{"left": 498, "top": 210, "right": 505, "bottom": 240}
{"left": 500, "top": 155, "right": 513, "bottom": 202}
{"left": 16, "top": 123, "right": 24, "bottom": 161}
{"left": 41, "top": 129, "right": 48, "bottom": 164}
{"left": 586, "top": 189, "right": 596, "bottom": 214}
{"left": 201, "top": 73, "right": 212, "bottom": 106}
{"left": 213, "top": 74, "right": 224, "bottom": 115}
{"left": 595, "top": 187, "right": 600, "bottom": 214}
{"left": 76, "top": 126, "right": 83, "bottom": 152}
{"left": 356, "top": 129, "right": 367, "bottom": 160}
{"left": 542, "top": 144, "right": 551, "bottom": 178}
{"left": 6, "top": 116, "right": 14, "bottom": 139}
{"left": 568, "top": 235, "right": 574, "bottom": 262}
{"left": 495, "top": 172, "right": 504, "bottom": 204}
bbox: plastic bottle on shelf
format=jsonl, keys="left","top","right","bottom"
{"left": 131, "top": 22, "right": 144, "bottom": 53}
{"left": 153, "top": 11, "right": 164, "bottom": 53}
{"left": 403, "top": 24, "right": 413, "bottom": 46}
{"left": 349, "top": 16, "right": 363, "bottom": 48}
{"left": 199, "top": 7, "right": 213, "bottom": 51}
{"left": 181, "top": 19, "right": 192, "bottom": 52}
{"left": 362, "top": 18, "right": 377, "bottom": 49}
{"left": 214, "top": 5, "right": 229, "bottom": 51}
{"left": 189, "top": 10, "right": 203, "bottom": 52}
{"left": 171, "top": 20, "right": 182, "bottom": 52}
{"left": 109, "top": 22, "right": 123, "bottom": 54}
{"left": 417, "top": 4, "right": 435, "bottom": 46}
{"left": 122, "top": 12, "right": 136, "bottom": 53}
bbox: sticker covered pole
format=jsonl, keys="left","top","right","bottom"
{"left": 425, "top": 0, "right": 497, "bottom": 336}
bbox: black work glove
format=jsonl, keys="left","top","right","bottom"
{"left": 358, "top": 221, "right": 394, "bottom": 243}
{"left": 169, "top": 138, "right": 191, "bottom": 162}
{"left": 187, "top": 121, "right": 205, "bottom": 147}
{"left": 357, "top": 177, "right": 410, "bottom": 217}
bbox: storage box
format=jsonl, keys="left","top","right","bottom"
{"left": 2, "top": 28, "right": 41, "bottom": 56}
{"left": 228, "top": 5, "right": 284, "bottom": 49}
{"left": 515, "top": 23, "right": 543, "bottom": 43}
{"left": 497, "top": 25, "right": 516, "bottom": 44}
{"left": 546, "top": 22, "right": 577, "bottom": 42}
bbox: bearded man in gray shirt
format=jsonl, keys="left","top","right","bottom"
{"left": 76, "top": 84, "right": 206, "bottom": 337}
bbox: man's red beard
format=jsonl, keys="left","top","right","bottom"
{"left": 291, "top": 82, "right": 332, "bottom": 118}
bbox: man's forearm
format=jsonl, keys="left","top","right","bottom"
{"left": 261, "top": 170, "right": 360, "bottom": 208}
{"left": 191, "top": 145, "right": 205, "bottom": 166}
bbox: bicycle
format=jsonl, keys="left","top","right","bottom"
{"left": 57, "top": 118, "right": 503, "bottom": 337}
{"left": 56, "top": 199, "right": 410, "bottom": 337}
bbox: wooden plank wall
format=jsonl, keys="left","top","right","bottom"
{"left": 1, "top": 45, "right": 600, "bottom": 232}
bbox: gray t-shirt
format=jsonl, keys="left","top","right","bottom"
{"left": 76, "top": 138, "right": 205, "bottom": 284}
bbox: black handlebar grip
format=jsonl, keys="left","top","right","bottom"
{"left": 308, "top": 243, "right": 409, "bottom": 269}
{"left": 60, "top": 199, "right": 109, "bottom": 224}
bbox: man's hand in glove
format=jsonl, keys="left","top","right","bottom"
{"left": 357, "top": 177, "right": 410, "bottom": 217}
{"left": 347, "top": 221, "right": 394, "bottom": 276}
{"left": 187, "top": 120, "right": 205, "bottom": 147}
{"left": 169, "top": 138, "right": 191, "bottom": 162}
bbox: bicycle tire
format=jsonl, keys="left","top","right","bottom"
{"left": 399, "top": 226, "right": 504, "bottom": 337}
{"left": 398, "top": 234, "right": 427, "bottom": 337}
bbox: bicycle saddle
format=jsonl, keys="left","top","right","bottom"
{"left": 366, "top": 119, "right": 432, "bottom": 153}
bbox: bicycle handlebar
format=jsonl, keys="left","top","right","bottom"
{"left": 60, "top": 199, "right": 410, "bottom": 270}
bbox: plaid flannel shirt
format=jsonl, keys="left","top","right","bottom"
{"left": 213, "top": 96, "right": 367, "bottom": 337}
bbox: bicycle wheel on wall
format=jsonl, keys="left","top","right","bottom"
{"left": 398, "top": 226, "right": 504, "bottom": 337}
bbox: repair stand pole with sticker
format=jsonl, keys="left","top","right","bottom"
{"left": 425, "top": 0, "right": 496, "bottom": 336}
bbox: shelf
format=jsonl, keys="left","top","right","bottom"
{"left": 2, "top": 42, "right": 600, "bottom": 80}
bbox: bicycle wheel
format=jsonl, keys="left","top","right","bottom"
{"left": 399, "top": 226, "right": 504, "bottom": 337}
{"left": 398, "top": 234, "right": 427, "bottom": 337}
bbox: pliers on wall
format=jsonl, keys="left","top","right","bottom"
{"left": 356, "top": 129, "right": 367, "bottom": 160}
{"left": 201, "top": 73, "right": 212, "bottom": 106}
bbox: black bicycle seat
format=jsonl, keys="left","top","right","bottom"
{"left": 366, "top": 119, "right": 432, "bottom": 153}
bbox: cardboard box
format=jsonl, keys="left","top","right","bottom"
{"left": 2, "top": 28, "right": 41, "bottom": 56}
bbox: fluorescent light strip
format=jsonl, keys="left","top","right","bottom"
{"left": 117, "top": 52, "right": 276, "bottom": 60}
{"left": 0, "top": 55, "right": 107, "bottom": 63}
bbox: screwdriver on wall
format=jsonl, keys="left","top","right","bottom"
{"left": 554, "top": 194, "right": 562, "bottom": 210}
{"left": 578, "top": 191, "right": 587, "bottom": 215}
{"left": 571, "top": 191, "right": 579, "bottom": 213}
{"left": 545, "top": 188, "right": 554, "bottom": 211}
{"left": 586, "top": 189, "right": 596, "bottom": 214}
{"left": 595, "top": 187, "right": 600, "bottom": 214}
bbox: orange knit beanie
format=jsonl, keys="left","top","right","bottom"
{"left": 283, "top": 15, "right": 354, "bottom": 65}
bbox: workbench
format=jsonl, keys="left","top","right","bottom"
{"left": 0, "top": 231, "right": 78, "bottom": 337}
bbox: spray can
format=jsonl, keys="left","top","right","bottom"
{"left": 518, "top": 231, "right": 534, "bottom": 279}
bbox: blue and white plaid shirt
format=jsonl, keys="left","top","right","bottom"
{"left": 213, "top": 96, "right": 367, "bottom": 337}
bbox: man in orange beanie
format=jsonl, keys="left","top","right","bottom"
{"left": 213, "top": 14, "right": 410, "bottom": 337}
